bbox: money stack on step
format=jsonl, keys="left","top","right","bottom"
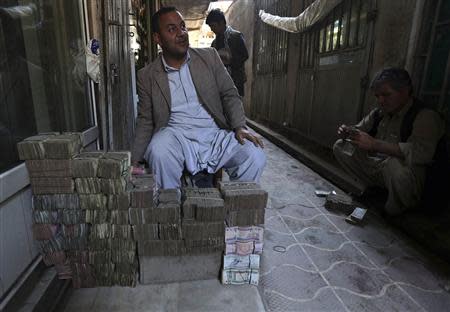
{"left": 83, "top": 151, "right": 136, "bottom": 287}
{"left": 219, "top": 182, "right": 267, "bottom": 226}
{"left": 19, "top": 133, "right": 83, "bottom": 280}
{"left": 135, "top": 185, "right": 224, "bottom": 283}
{"left": 218, "top": 181, "right": 268, "bottom": 285}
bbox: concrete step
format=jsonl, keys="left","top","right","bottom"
{"left": 2, "top": 259, "right": 70, "bottom": 312}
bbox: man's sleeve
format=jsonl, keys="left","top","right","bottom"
{"left": 398, "top": 109, "right": 445, "bottom": 166}
{"left": 131, "top": 70, "right": 154, "bottom": 164}
{"left": 210, "top": 48, "right": 246, "bottom": 129}
{"left": 230, "top": 33, "right": 249, "bottom": 66}
{"left": 355, "top": 108, "right": 378, "bottom": 133}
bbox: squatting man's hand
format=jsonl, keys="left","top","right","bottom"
{"left": 337, "top": 124, "right": 376, "bottom": 151}
{"left": 235, "top": 127, "right": 264, "bottom": 148}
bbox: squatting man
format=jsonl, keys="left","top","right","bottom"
{"left": 333, "top": 67, "right": 444, "bottom": 216}
{"left": 131, "top": 7, "right": 266, "bottom": 189}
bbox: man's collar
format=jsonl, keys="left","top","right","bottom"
{"left": 161, "top": 51, "right": 190, "bottom": 72}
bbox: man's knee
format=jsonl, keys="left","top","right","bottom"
{"left": 382, "top": 158, "right": 411, "bottom": 184}
{"left": 241, "top": 142, "right": 266, "bottom": 169}
{"left": 146, "top": 130, "right": 180, "bottom": 165}
{"left": 252, "top": 147, "right": 266, "bottom": 171}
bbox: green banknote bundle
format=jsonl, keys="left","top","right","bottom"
{"left": 100, "top": 178, "right": 127, "bottom": 194}
{"left": 61, "top": 209, "right": 86, "bottom": 225}
{"left": 159, "top": 223, "right": 182, "bottom": 240}
{"left": 26, "top": 159, "right": 73, "bottom": 177}
{"left": 112, "top": 224, "right": 132, "bottom": 239}
{"left": 226, "top": 209, "right": 265, "bottom": 227}
{"left": 43, "top": 134, "right": 82, "bottom": 159}
{"left": 72, "top": 151, "right": 104, "bottom": 177}
{"left": 17, "top": 133, "right": 59, "bottom": 160}
{"left": 147, "top": 203, "right": 181, "bottom": 223}
{"left": 79, "top": 194, "right": 107, "bottom": 210}
{"left": 107, "top": 193, "right": 130, "bottom": 210}
{"left": 157, "top": 189, "right": 181, "bottom": 205}
{"left": 97, "top": 152, "right": 130, "bottom": 178}
{"left": 110, "top": 210, "right": 129, "bottom": 224}
{"left": 75, "top": 178, "right": 102, "bottom": 194}
{"left": 33, "top": 210, "right": 60, "bottom": 224}
{"left": 88, "top": 250, "right": 112, "bottom": 265}
{"left": 71, "top": 263, "right": 96, "bottom": 288}
{"left": 85, "top": 210, "right": 110, "bottom": 223}
{"left": 324, "top": 193, "right": 354, "bottom": 213}
{"left": 138, "top": 240, "right": 184, "bottom": 257}
{"left": 33, "top": 194, "right": 80, "bottom": 210}
{"left": 30, "top": 177, "right": 75, "bottom": 194}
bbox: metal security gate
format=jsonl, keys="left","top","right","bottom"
{"left": 252, "top": 0, "right": 376, "bottom": 148}
{"left": 104, "top": 0, "right": 135, "bottom": 150}
{"left": 252, "top": 0, "right": 290, "bottom": 126}
{"left": 297, "top": 0, "right": 376, "bottom": 147}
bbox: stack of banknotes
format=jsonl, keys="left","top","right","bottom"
{"left": 218, "top": 182, "right": 267, "bottom": 226}
{"left": 221, "top": 226, "right": 264, "bottom": 285}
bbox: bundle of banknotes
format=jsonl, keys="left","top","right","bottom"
{"left": 222, "top": 254, "right": 260, "bottom": 285}
{"left": 218, "top": 182, "right": 267, "bottom": 227}
{"left": 324, "top": 193, "right": 354, "bottom": 213}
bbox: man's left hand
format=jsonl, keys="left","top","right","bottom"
{"left": 235, "top": 127, "right": 264, "bottom": 148}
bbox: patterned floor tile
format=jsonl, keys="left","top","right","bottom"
{"left": 261, "top": 243, "right": 316, "bottom": 275}
{"left": 355, "top": 241, "right": 417, "bottom": 269}
{"left": 335, "top": 284, "right": 421, "bottom": 312}
{"left": 282, "top": 213, "right": 338, "bottom": 234}
{"left": 294, "top": 227, "right": 348, "bottom": 250}
{"left": 263, "top": 287, "right": 346, "bottom": 312}
{"left": 345, "top": 221, "right": 398, "bottom": 248}
{"left": 322, "top": 262, "right": 391, "bottom": 296}
{"left": 265, "top": 215, "right": 292, "bottom": 235}
{"left": 303, "top": 242, "right": 375, "bottom": 272}
{"left": 260, "top": 265, "right": 326, "bottom": 300}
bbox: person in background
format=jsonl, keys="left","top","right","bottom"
{"left": 206, "top": 9, "right": 249, "bottom": 97}
{"left": 333, "top": 67, "right": 445, "bottom": 216}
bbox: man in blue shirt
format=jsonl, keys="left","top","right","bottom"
{"left": 131, "top": 7, "right": 265, "bottom": 189}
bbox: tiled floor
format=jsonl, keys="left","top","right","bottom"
{"left": 258, "top": 139, "right": 450, "bottom": 311}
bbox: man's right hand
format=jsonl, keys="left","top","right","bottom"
{"left": 131, "top": 165, "right": 145, "bottom": 175}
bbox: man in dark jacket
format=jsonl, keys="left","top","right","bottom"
{"left": 206, "top": 9, "right": 249, "bottom": 97}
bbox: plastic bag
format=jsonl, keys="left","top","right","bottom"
{"left": 86, "top": 39, "right": 100, "bottom": 83}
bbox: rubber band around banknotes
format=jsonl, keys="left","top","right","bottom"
{"left": 273, "top": 245, "right": 286, "bottom": 253}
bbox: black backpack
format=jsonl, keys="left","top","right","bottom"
{"left": 369, "top": 99, "right": 450, "bottom": 212}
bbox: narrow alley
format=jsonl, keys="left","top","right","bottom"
{"left": 1, "top": 1, "right": 450, "bottom": 312}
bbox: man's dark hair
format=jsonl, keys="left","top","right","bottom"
{"left": 206, "top": 9, "right": 226, "bottom": 25}
{"left": 151, "top": 6, "right": 177, "bottom": 34}
{"left": 370, "top": 67, "right": 413, "bottom": 94}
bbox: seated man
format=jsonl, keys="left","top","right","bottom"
{"left": 333, "top": 67, "right": 444, "bottom": 216}
{"left": 131, "top": 7, "right": 266, "bottom": 189}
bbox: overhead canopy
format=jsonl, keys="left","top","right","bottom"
{"left": 259, "top": 0, "right": 343, "bottom": 33}
{"left": 161, "top": 0, "right": 212, "bottom": 30}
